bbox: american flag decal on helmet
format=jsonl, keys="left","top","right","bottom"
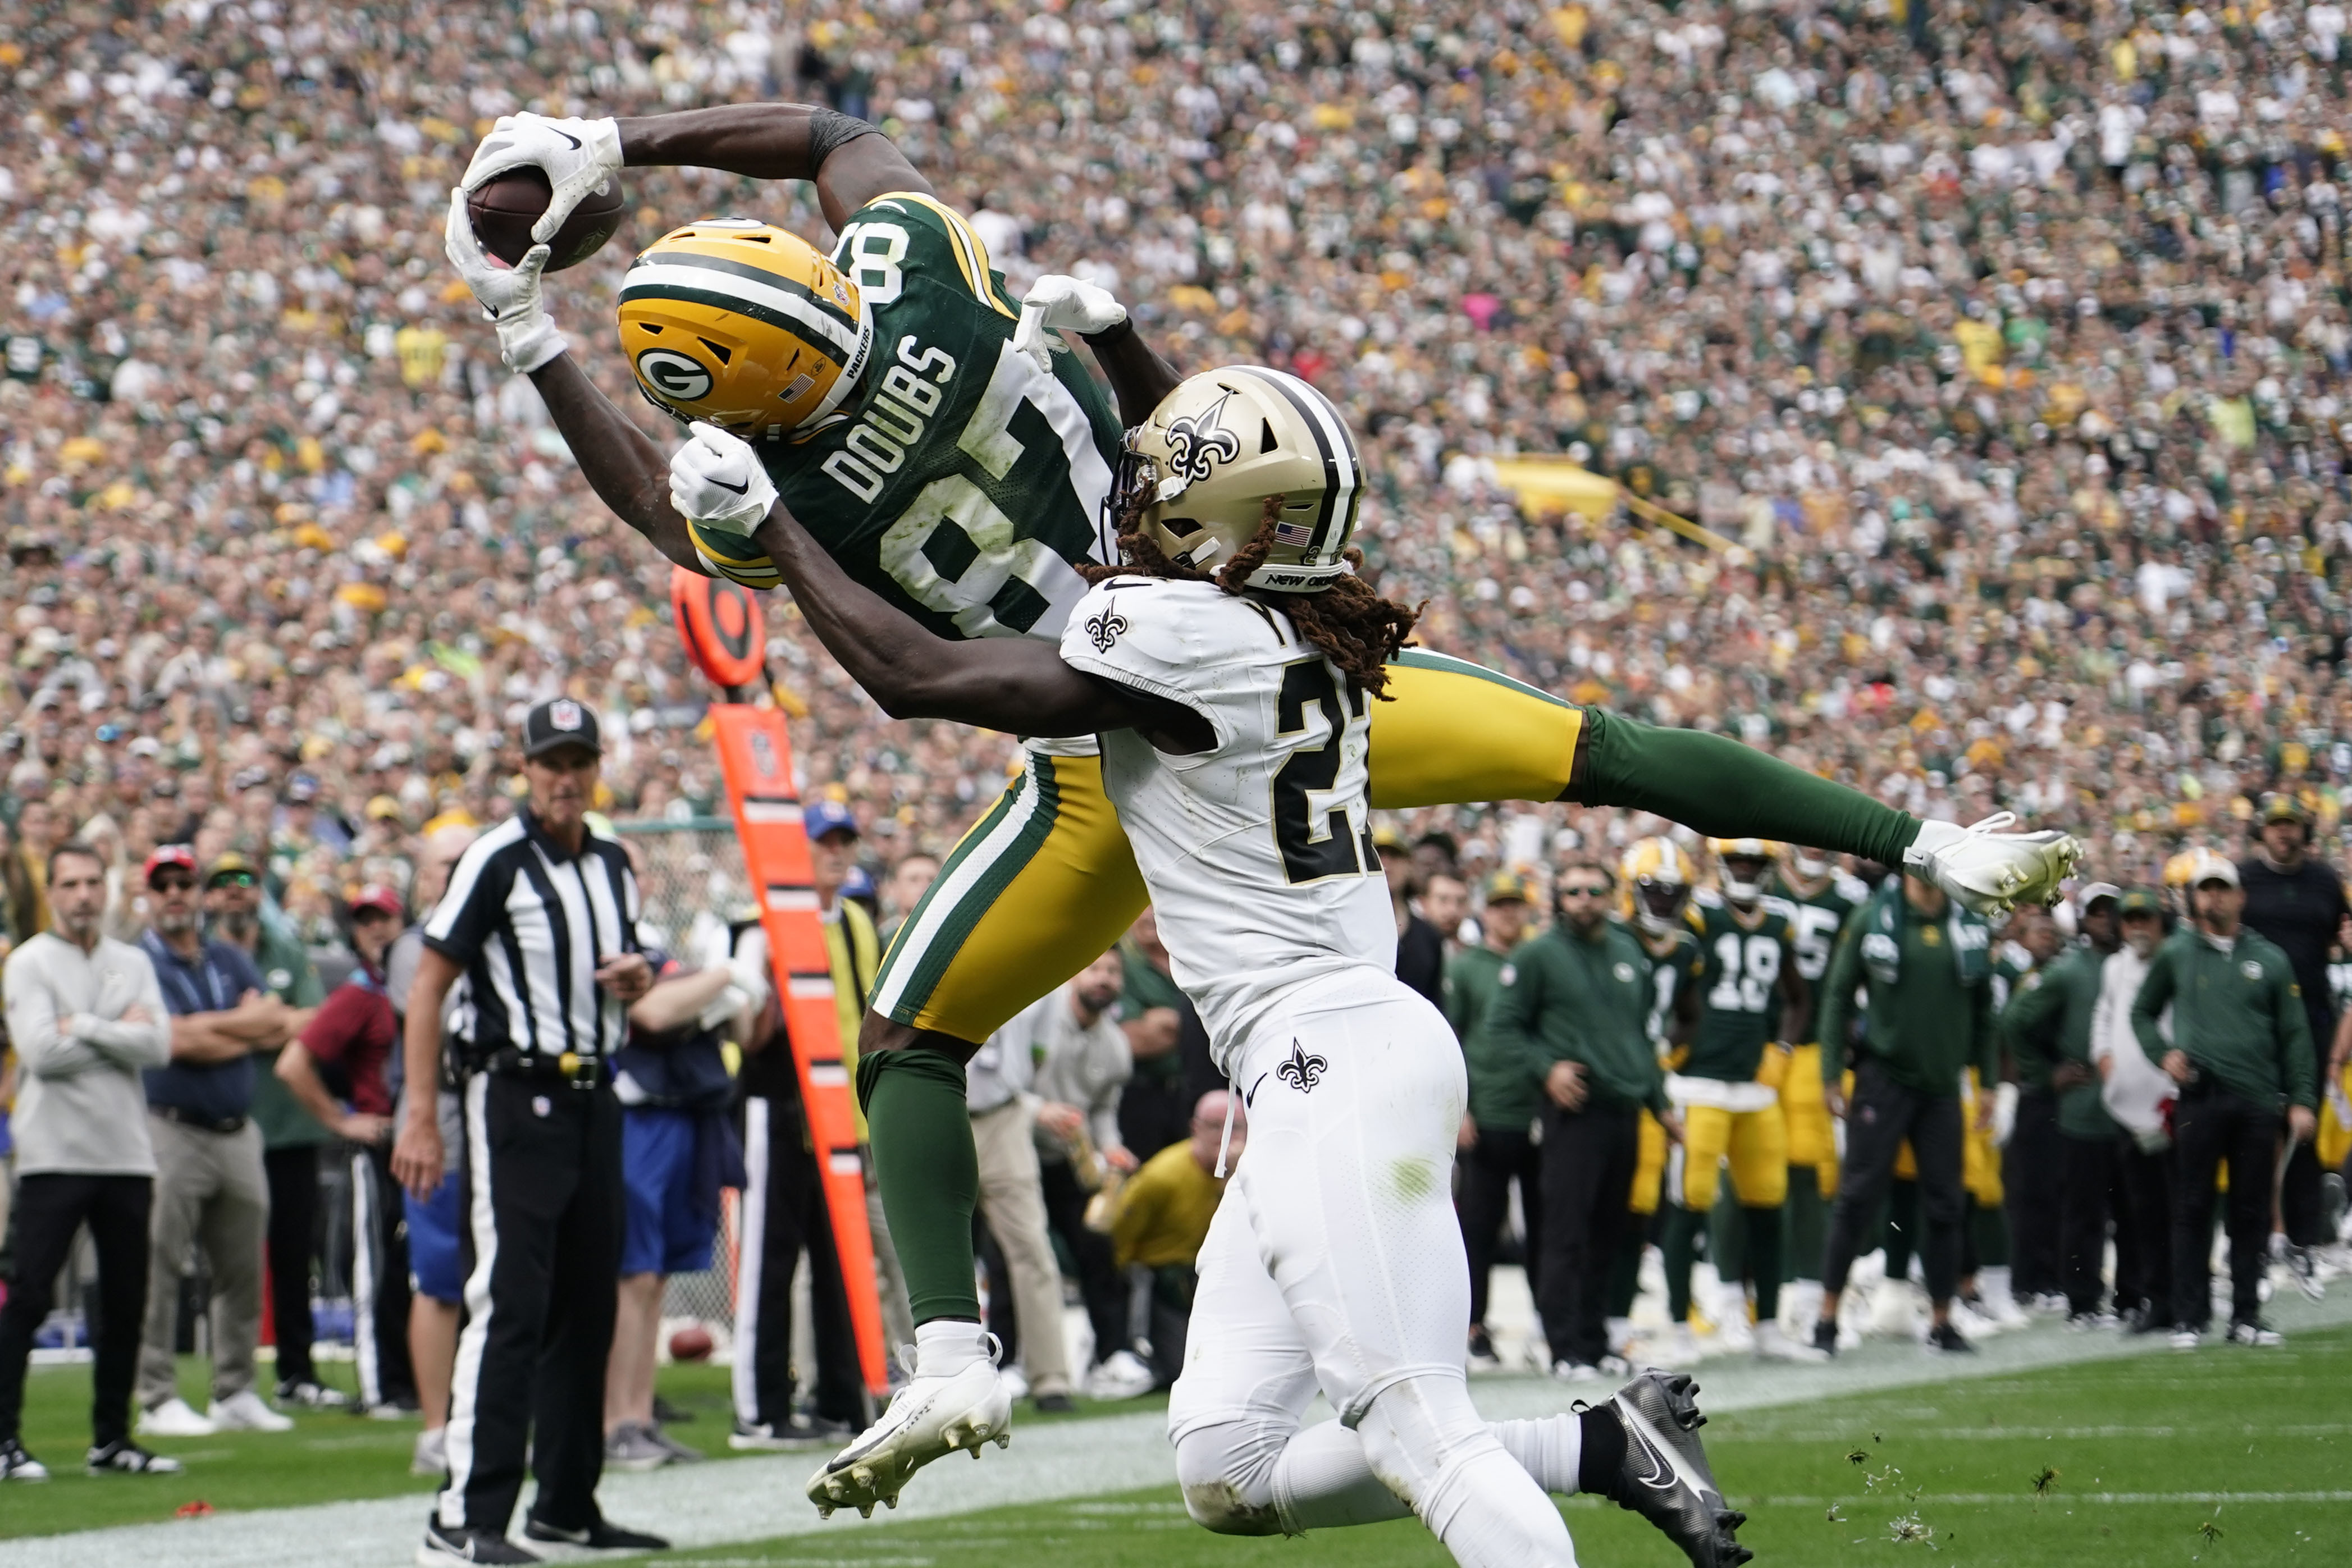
{"left": 1273, "top": 520, "right": 1314, "bottom": 547}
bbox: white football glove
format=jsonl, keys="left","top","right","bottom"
{"left": 1903, "top": 812, "right": 2084, "bottom": 916}
{"left": 461, "top": 112, "right": 625, "bottom": 244}
{"left": 1990, "top": 1080, "right": 2020, "bottom": 1148}
{"left": 1012, "top": 274, "right": 1127, "bottom": 374}
{"left": 669, "top": 420, "right": 778, "bottom": 536}
{"left": 443, "top": 187, "right": 567, "bottom": 373}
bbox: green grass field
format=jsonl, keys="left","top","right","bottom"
{"left": 7, "top": 1328, "right": 2346, "bottom": 1565}
{"left": 625, "top": 1328, "right": 2352, "bottom": 1568}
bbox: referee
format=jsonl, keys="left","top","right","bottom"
{"left": 390, "top": 698, "right": 666, "bottom": 1567}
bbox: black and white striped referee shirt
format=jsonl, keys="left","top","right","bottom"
{"left": 422, "top": 811, "right": 641, "bottom": 1064}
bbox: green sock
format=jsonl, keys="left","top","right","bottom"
{"left": 1745, "top": 1207, "right": 1784, "bottom": 1322}
{"left": 1663, "top": 1205, "right": 1703, "bottom": 1324}
{"left": 858, "top": 1050, "right": 982, "bottom": 1322}
{"left": 1784, "top": 1167, "right": 1826, "bottom": 1283}
{"left": 1971, "top": 1196, "right": 2010, "bottom": 1269}
{"left": 1710, "top": 1184, "right": 1747, "bottom": 1282}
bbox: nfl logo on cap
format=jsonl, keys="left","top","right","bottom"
{"left": 551, "top": 700, "right": 583, "bottom": 732}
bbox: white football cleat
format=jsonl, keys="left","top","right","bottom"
{"left": 806, "top": 1345, "right": 1012, "bottom": 1517}
{"left": 1753, "top": 1322, "right": 1828, "bottom": 1363}
{"left": 1905, "top": 813, "right": 2081, "bottom": 915}
{"left": 208, "top": 1389, "right": 294, "bottom": 1432}
{"left": 1636, "top": 1323, "right": 1703, "bottom": 1369}
{"left": 136, "top": 1397, "right": 214, "bottom": 1438}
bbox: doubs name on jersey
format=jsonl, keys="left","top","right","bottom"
{"left": 824, "top": 336, "right": 960, "bottom": 502}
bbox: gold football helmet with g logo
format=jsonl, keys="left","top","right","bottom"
{"left": 1622, "top": 836, "right": 1697, "bottom": 935}
{"left": 1111, "top": 367, "right": 1363, "bottom": 593}
{"left": 616, "top": 219, "right": 874, "bottom": 436}
{"left": 1707, "top": 838, "right": 1782, "bottom": 904}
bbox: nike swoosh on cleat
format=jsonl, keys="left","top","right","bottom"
{"left": 710, "top": 476, "right": 749, "bottom": 495}
{"left": 531, "top": 1524, "right": 590, "bottom": 1543}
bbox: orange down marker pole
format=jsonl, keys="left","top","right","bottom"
{"left": 673, "top": 568, "right": 888, "bottom": 1397}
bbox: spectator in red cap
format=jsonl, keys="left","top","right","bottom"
{"left": 276, "top": 885, "right": 417, "bottom": 1417}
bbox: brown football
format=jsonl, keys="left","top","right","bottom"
{"left": 668, "top": 1323, "right": 715, "bottom": 1363}
{"left": 464, "top": 167, "right": 625, "bottom": 272}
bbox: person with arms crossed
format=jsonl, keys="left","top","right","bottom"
{"left": 136, "top": 844, "right": 298, "bottom": 1438}
{"left": 203, "top": 850, "right": 342, "bottom": 1411}
{"left": 388, "top": 701, "right": 666, "bottom": 1567}
{"left": 0, "top": 842, "right": 177, "bottom": 1481}
{"left": 2134, "top": 853, "right": 2318, "bottom": 1348}
{"left": 450, "top": 107, "right": 2075, "bottom": 1503}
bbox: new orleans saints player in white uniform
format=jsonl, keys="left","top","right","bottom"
{"left": 723, "top": 363, "right": 1754, "bottom": 1567}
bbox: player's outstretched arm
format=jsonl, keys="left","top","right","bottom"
{"left": 1575, "top": 709, "right": 2079, "bottom": 912}
{"left": 616, "top": 104, "right": 933, "bottom": 230}
{"left": 746, "top": 500, "right": 1209, "bottom": 749}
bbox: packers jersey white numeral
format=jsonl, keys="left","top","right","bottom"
{"left": 1058, "top": 576, "right": 1394, "bottom": 1070}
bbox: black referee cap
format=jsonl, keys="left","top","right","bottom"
{"left": 522, "top": 697, "right": 603, "bottom": 759}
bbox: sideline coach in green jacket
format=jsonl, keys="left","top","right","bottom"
{"left": 1442, "top": 871, "right": 1538, "bottom": 1366}
{"left": 2132, "top": 852, "right": 2318, "bottom": 1346}
{"left": 1491, "top": 858, "right": 1677, "bottom": 1377}
{"left": 1814, "top": 866, "right": 1996, "bottom": 1356}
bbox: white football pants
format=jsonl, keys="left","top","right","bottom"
{"left": 1168, "top": 971, "right": 1579, "bottom": 1567}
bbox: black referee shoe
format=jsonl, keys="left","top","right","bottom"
{"left": 523, "top": 1514, "right": 670, "bottom": 1552}
{"left": 418, "top": 1521, "right": 540, "bottom": 1565}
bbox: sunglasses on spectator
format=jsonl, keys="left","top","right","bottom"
{"left": 150, "top": 873, "right": 198, "bottom": 892}
{"left": 208, "top": 871, "right": 257, "bottom": 889}
{"left": 1559, "top": 884, "right": 1611, "bottom": 899}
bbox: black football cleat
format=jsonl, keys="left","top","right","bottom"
{"left": 1600, "top": 1370, "right": 1752, "bottom": 1567}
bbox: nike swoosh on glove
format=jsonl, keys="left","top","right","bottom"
{"left": 462, "top": 113, "right": 624, "bottom": 244}
{"left": 442, "top": 188, "right": 567, "bottom": 373}
{"left": 670, "top": 421, "right": 779, "bottom": 536}
{"left": 1011, "top": 275, "right": 1127, "bottom": 374}
{"left": 1904, "top": 812, "right": 2083, "bottom": 916}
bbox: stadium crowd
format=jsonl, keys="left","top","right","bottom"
{"left": 4, "top": 0, "right": 2352, "bottom": 1485}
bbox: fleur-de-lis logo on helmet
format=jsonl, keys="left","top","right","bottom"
{"left": 1085, "top": 607, "right": 1129, "bottom": 653}
{"left": 1162, "top": 387, "right": 1242, "bottom": 488}
{"left": 1274, "top": 1039, "right": 1328, "bottom": 1093}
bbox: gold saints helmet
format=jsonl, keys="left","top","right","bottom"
{"left": 1110, "top": 366, "right": 1363, "bottom": 592}
{"left": 1707, "top": 838, "right": 1782, "bottom": 904}
{"left": 1622, "top": 836, "right": 1697, "bottom": 936}
{"left": 616, "top": 219, "right": 874, "bottom": 436}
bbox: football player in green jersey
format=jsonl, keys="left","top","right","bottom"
{"left": 1655, "top": 840, "right": 1822, "bottom": 1365}
{"left": 447, "top": 104, "right": 2081, "bottom": 1514}
{"left": 1768, "top": 845, "right": 1870, "bottom": 1338}
{"left": 1611, "top": 838, "right": 1704, "bottom": 1350}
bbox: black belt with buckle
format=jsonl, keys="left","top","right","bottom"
{"left": 151, "top": 1105, "right": 248, "bottom": 1135}
{"left": 480, "top": 1048, "right": 604, "bottom": 1087}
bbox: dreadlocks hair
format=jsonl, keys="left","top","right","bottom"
{"left": 1079, "top": 494, "right": 1423, "bottom": 697}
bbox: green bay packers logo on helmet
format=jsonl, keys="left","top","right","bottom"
{"left": 1113, "top": 367, "right": 1363, "bottom": 593}
{"left": 616, "top": 218, "right": 874, "bottom": 437}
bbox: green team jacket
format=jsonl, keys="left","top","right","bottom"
{"left": 1446, "top": 944, "right": 1540, "bottom": 1131}
{"left": 1818, "top": 892, "right": 1995, "bottom": 1095}
{"left": 2130, "top": 927, "right": 2317, "bottom": 1112}
{"left": 1491, "top": 920, "right": 1667, "bottom": 1116}
{"left": 2001, "top": 941, "right": 2113, "bottom": 1138}
{"left": 240, "top": 921, "right": 330, "bottom": 1150}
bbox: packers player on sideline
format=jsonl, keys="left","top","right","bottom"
{"left": 1613, "top": 838, "right": 1704, "bottom": 1354}
{"left": 447, "top": 106, "right": 2079, "bottom": 1512}
{"left": 1654, "top": 841, "right": 1824, "bottom": 1365}
{"left": 1769, "top": 845, "right": 1870, "bottom": 1337}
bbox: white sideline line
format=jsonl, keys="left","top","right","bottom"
{"left": 1750, "top": 1490, "right": 2352, "bottom": 1507}
{"left": 4, "top": 1287, "right": 2348, "bottom": 1567}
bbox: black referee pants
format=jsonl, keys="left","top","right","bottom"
{"left": 0, "top": 1174, "right": 150, "bottom": 1449}
{"left": 1458, "top": 1122, "right": 1543, "bottom": 1332}
{"left": 1535, "top": 1098, "right": 1638, "bottom": 1370}
{"left": 439, "top": 1076, "right": 622, "bottom": 1538}
{"left": 263, "top": 1145, "right": 320, "bottom": 1389}
{"left": 1823, "top": 1059, "right": 1966, "bottom": 1304}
